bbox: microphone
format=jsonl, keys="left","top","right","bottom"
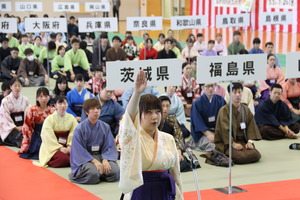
{"left": 176, "top": 139, "right": 200, "bottom": 168}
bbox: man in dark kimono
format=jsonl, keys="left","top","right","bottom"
{"left": 255, "top": 84, "right": 299, "bottom": 140}
{"left": 69, "top": 99, "right": 120, "bottom": 184}
{"left": 215, "top": 82, "right": 261, "bottom": 164}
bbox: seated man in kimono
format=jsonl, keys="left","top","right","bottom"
{"left": 189, "top": 83, "right": 226, "bottom": 151}
{"left": 255, "top": 84, "right": 299, "bottom": 140}
{"left": 69, "top": 99, "right": 120, "bottom": 184}
{"left": 215, "top": 82, "right": 262, "bottom": 164}
{"left": 66, "top": 74, "right": 94, "bottom": 122}
{"left": 64, "top": 38, "right": 93, "bottom": 82}
{"left": 81, "top": 82, "right": 124, "bottom": 137}
{"left": 1, "top": 47, "right": 22, "bottom": 81}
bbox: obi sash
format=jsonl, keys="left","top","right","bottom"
{"left": 54, "top": 131, "right": 70, "bottom": 147}
{"left": 11, "top": 111, "right": 24, "bottom": 127}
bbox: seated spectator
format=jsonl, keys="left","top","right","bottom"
{"left": 248, "top": 38, "right": 264, "bottom": 54}
{"left": 265, "top": 42, "right": 280, "bottom": 67}
{"left": 6, "top": 33, "right": 20, "bottom": 48}
{"left": 92, "top": 33, "right": 111, "bottom": 71}
{"left": 55, "top": 32, "right": 67, "bottom": 48}
{"left": 32, "top": 36, "right": 44, "bottom": 58}
{"left": 18, "top": 48, "right": 49, "bottom": 87}
{"left": 153, "top": 33, "right": 165, "bottom": 52}
{"left": 167, "top": 29, "right": 182, "bottom": 51}
{"left": 214, "top": 33, "right": 227, "bottom": 55}
{"left": 82, "top": 82, "right": 124, "bottom": 137}
{"left": 190, "top": 56, "right": 197, "bottom": 79}
{"left": 121, "top": 87, "right": 159, "bottom": 109}
{"left": 189, "top": 83, "right": 226, "bottom": 151}
{"left": 69, "top": 99, "right": 120, "bottom": 184}
{"left": 255, "top": 84, "right": 299, "bottom": 140}
{"left": 36, "top": 95, "right": 77, "bottom": 167}
{"left": 80, "top": 41, "right": 93, "bottom": 65}
{"left": 51, "top": 45, "right": 67, "bottom": 78}
{"left": 176, "top": 62, "right": 200, "bottom": 117}
{"left": 202, "top": 40, "right": 217, "bottom": 56}
{"left": 139, "top": 38, "right": 158, "bottom": 60}
{"left": 227, "top": 31, "right": 245, "bottom": 55}
{"left": 139, "top": 32, "right": 149, "bottom": 50}
{"left": 0, "top": 78, "right": 31, "bottom": 147}
{"left": 38, "top": 41, "right": 57, "bottom": 73}
{"left": 161, "top": 86, "right": 190, "bottom": 138}
{"left": 122, "top": 36, "right": 138, "bottom": 60}
{"left": 258, "top": 54, "right": 285, "bottom": 102}
{"left": 171, "top": 39, "right": 181, "bottom": 58}
{"left": 181, "top": 38, "right": 198, "bottom": 62}
{"left": 281, "top": 78, "right": 300, "bottom": 123}
{"left": 19, "top": 87, "right": 55, "bottom": 159}
{"left": 193, "top": 33, "right": 206, "bottom": 55}
{"left": 86, "top": 66, "right": 106, "bottom": 96}
{"left": 50, "top": 76, "right": 71, "bottom": 105}
{"left": 64, "top": 39, "right": 93, "bottom": 82}
{"left": 121, "top": 31, "right": 137, "bottom": 47}
{"left": 1, "top": 47, "right": 22, "bottom": 81}
{"left": 40, "top": 32, "right": 49, "bottom": 47}
{"left": 0, "top": 81, "right": 11, "bottom": 105}
{"left": 157, "top": 38, "right": 177, "bottom": 59}
{"left": 0, "top": 38, "right": 11, "bottom": 62}
{"left": 201, "top": 83, "right": 226, "bottom": 98}
{"left": 66, "top": 74, "right": 94, "bottom": 122}
{"left": 106, "top": 36, "right": 127, "bottom": 62}
{"left": 215, "top": 82, "right": 261, "bottom": 164}
{"left": 188, "top": 33, "right": 196, "bottom": 43}
{"left": 18, "top": 34, "right": 34, "bottom": 58}
{"left": 65, "top": 33, "right": 77, "bottom": 51}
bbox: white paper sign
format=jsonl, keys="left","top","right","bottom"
{"left": 260, "top": 12, "right": 293, "bottom": 26}
{"left": 53, "top": 2, "right": 80, "bottom": 12}
{"left": 15, "top": 2, "right": 43, "bottom": 12}
{"left": 0, "top": 2, "right": 11, "bottom": 11}
{"left": 106, "top": 59, "right": 182, "bottom": 90}
{"left": 267, "top": 0, "right": 296, "bottom": 9}
{"left": 171, "top": 15, "right": 207, "bottom": 30}
{"left": 25, "top": 18, "right": 67, "bottom": 33}
{"left": 0, "top": 18, "right": 17, "bottom": 33}
{"left": 196, "top": 54, "right": 267, "bottom": 83}
{"left": 215, "top": 0, "right": 241, "bottom": 7}
{"left": 216, "top": 13, "right": 250, "bottom": 28}
{"left": 85, "top": 2, "right": 110, "bottom": 12}
{"left": 286, "top": 52, "right": 300, "bottom": 79}
{"left": 126, "top": 17, "right": 162, "bottom": 31}
{"left": 78, "top": 18, "right": 118, "bottom": 32}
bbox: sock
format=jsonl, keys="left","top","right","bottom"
{"left": 289, "top": 143, "right": 300, "bottom": 150}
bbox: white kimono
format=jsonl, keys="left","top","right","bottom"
{"left": 0, "top": 92, "right": 31, "bottom": 141}
{"left": 119, "top": 111, "right": 183, "bottom": 200}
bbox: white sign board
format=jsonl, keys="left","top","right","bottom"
{"left": 106, "top": 59, "right": 182, "bottom": 90}
{"left": 196, "top": 54, "right": 267, "bottom": 83}
{"left": 171, "top": 15, "right": 207, "bottom": 30}
{"left": 260, "top": 12, "right": 293, "bottom": 26}
{"left": 267, "top": 0, "right": 296, "bottom": 9}
{"left": 78, "top": 18, "right": 118, "bottom": 32}
{"left": 15, "top": 2, "right": 43, "bottom": 12}
{"left": 0, "top": 2, "right": 11, "bottom": 11}
{"left": 0, "top": 18, "right": 17, "bottom": 33}
{"left": 286, "top": 52, "right": 300, "bottom": 79}
{"left": 25, "top": 18, "right": 67, "bottom": 33}
{"left": 126, "top": 17, "right": 162, "bottom": 31}
{"left": 214, "top": 0, "right": 241, "bottom": 7}
{"left": 85, "top": 2, "right": 110, "bottom": 12}
{"left": 53, "top": 2, "right": 80, "bottom": 12}
{"left": 216, "top": 13, "right": 250, "bottom": 28}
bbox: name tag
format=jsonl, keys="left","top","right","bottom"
{"left": 118, "top": 96, "right": 122, "bottom": 101}
{"left": 103, "top": 57, "right": 106, "bottom": 61}
{"left": 240, "top": 122, "right": 246, "bottom": 130}
{"left": 60, "top": 68, "right": 64, "bottom": 71}
{"left": 187, "top": 92, "right": 193, "bottom": 98}
{"left": 73, "top": 64, "right": 78, "bottom": 67}
{"left": 29, "top": 71, "right": 34, "bottom": 76}
{"left": 11, "top": 70, "right": 16, "bottom": 74}
{"left": 84, "top": 93, "right": 90, "bottom": 101}
{"left": 58, "top": 137, "right": 67, "bottom": 144}
{"left": 15, "top": 115, "right": 23, "bottom": 122}
{"left": 270, "top": 79, "right": 276, "bottom": 84}
{"left": 208, "top": 116, "right": 215, "bottom": 122}
{"left": 49, "top": 59, "right": 53, "bottom": 63}
{"left": 92, "top": 146, "right": 99, "bottom": 152}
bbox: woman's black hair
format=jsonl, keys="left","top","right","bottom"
{"left": 53, "top": 76, "right": 71, "bottom": 96}
{"left": 36, "top": 87, "right": 50, "bottom": 106}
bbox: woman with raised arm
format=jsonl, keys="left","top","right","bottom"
{"left": 119, "top": 70, "right": 183, "bottom": 200}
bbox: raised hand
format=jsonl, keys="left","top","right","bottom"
{"left": 134, "top": 70, "right": 147, "bottom": 94}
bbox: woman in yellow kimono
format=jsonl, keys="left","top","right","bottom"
{"left": 119, "top": 70, "right": 183, "bottom": 200}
